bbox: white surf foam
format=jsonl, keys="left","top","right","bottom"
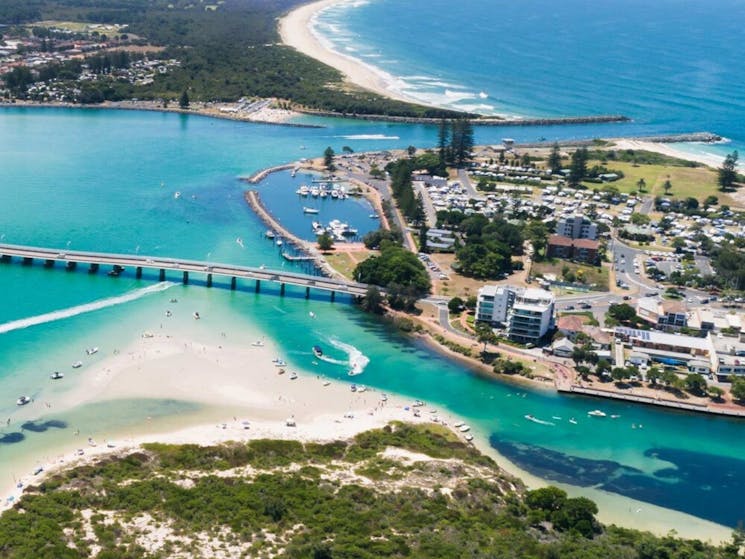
{"left": 0, "top": 282, "right": 176, "bottom": 335}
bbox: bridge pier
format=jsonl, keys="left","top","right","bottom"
{"left": 255, "top": 280, "right": 260, "bottom": 293}
{"left": 66, "top": 261, "right": 76, "bottom": 271}
{"left": 159, "top": 269, "right": 165, "bottom": 281}
{"left": 182, "top": 271, "right": 189, "bottom": 285}
{"left": 22, "top": 257, "right": 33, "bottom": 266}
{"left": 305, "top": 286, "right": 310, "bottom": 299}
{"left": 206, "top": 273, "right": 212, "bottom": 287}
{"left": 44, "top": 259, "right": 55, "bottom": 268}
{"left": 280, "top": 283, "right": 286, "bottom": 296}
{"left": 230, "top": 277, "right": 236, "bottom": 290}
{"left": 330, "top": 291, "right": 335, "bottom": 302}
{"left": 136, "top": 266, "right": 142, "bottom": 279}
{"left": 88, "top": 263, "right": 99, "bottom": 274}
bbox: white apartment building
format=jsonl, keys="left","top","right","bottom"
{"left": 555, "top": 214, "right": 598, "bottom": 240}
{"left": 475, "top": 285, "right": 519, "bottom": 324}
{"left": 507, "top": 288, "right": 556, "bottom": 344}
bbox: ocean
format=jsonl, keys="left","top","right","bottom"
{"left": 312, "top": 0, "right": 745, "bottom": 158}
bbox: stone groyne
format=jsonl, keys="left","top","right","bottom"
{"left": 241, "top": 164, "right": 297, "bottom": 184}
{"left": 295, "top": 109, "right": 630, "bottom": 127}
{"left": 515, "top": 132, "right": 723, "bottom": 149}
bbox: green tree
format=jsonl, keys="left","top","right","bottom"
{"left": 548, "top": 142, "right": 562, "bottom": 174}
{"left": 418, "top": 224, "right": 429, "bottom": 253}
{"left": 636, "top": 178, "right": 647, "bottom": 193}
{"left": 178, "top": 89, "right": 189, "bottom": 109}
{"left": 708, "top": 385, "right": 725, "bottom": 401}
{"left": 317, "top": 231, "right": 334, "bottom": 251}
{"left": 663, "top": 178, "right": 673, "bottom": 195}
{"left": 360, "top": 285, "right": 384, "bottom": 314}
{"left": 437, "top": 118, "right": 450, "bottom": 167}
{"left": 718, "top": 151, "right": 739, "bottom": 191}
{"left": 684, "top": 373, "right": 707, "bottom": 395}
{"left": 448, "top": 296, "right": 464, "bottom": 314}
{"left": 450, "top": 119, "right": 474, "bottom": 167}
{"left": 729, "top": 375, "right": 745, "bottom": 402}
{"left": 406, "top": 145, "right": 416, "bottom": 157}
{"left": 606, "top": 303, "right": 637, "bottom": 325}
{"left": 526, "top": 220, "right": 549, "bottom": 259}
{"left": 323, "top": 146, "right": 335, "bottom": 171}
{"left": 568, "top": 147, "right": 588, "bottom": 187}
{"left": 630, "top": 212, "right": 651, "bottom": 225}
{"left": 704, "top": 194, "right": 719, "bottom": 207}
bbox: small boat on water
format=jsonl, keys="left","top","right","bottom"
{"left": 588, "top": 410, "right": 607, "bottom": 417}
{"left": 309, "top": 311, "right": 316, "bottom": 318}
{"left": 569, "top": 418, "right": 578, "bottom": 425}
{"left": 173, "top": 191, "right": 181, "bottom": 199}
{"left": 369, "top": 213, "right": 379, "bottom": 219}
{"left": 236, "top": 237, "right": 244, "bottom": 248}
{"left": 289, "top": 371, "right": 298, "bottom": 380}
{"left": 276, "top": 239, "right": 283, "bottom": 246}
{"left": 170, "top": 298, "right": 178, "bottom": 303}
{"left": 296, "top": 185, "right": 309, "bottom": 196}
{"left": 50, "top": 371, "right": 64, "bottom": 380}
{"left": 16, "top": 396, "right": 31, "bottom": 406}
{"left": 265, "top": 230, "right": 276, "bottom": 239}
{"left": 611, "top": 414, "right": 621, "bottom": 419}
{"left": 86, "top": 347, "right": 98, "bottom": 356}
{"left": 303, "top": 206, "right": 319, "bottom": 214}
{"left": 72, "top": 361, "right": 83, "bottom": 369}
{"left": 312, "top": 345, "right": 323, "bottom": 358}
{"left": 193, "top": 312, "right": 200, "bottom": 320}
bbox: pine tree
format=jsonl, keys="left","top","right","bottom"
{"left": 179, "top": 90, "right": 190, "bottom": 109}
{"left": 718, "top": 151, "right": 739, "bottom": 191}
{"left": 437, "top": 119, "right": 450, "bottom": 168}
{"left": 548, "top": 143, "right": 562, "bottom": 174}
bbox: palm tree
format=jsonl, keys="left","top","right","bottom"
{"left": 636, "top": 178, "right": 647, "bottom": 193}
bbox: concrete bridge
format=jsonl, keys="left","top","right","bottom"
{"left": 0, "top": 243, "right": 371, "bottom": 300}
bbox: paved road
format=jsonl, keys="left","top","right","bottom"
{"left": 457, "top": 168, "right": 484, "bottom": 199}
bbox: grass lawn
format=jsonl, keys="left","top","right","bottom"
{"left": 531, "top": 259, "right": 609, "bottom": 290}
{"left": 325, "top": 251, "right": 363, "bottom": 280}
{"left": 587, "top": 160, "right": 735, "bottom": 204}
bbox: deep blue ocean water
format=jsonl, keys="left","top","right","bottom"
{"left": 314, "top": 0, "right": 745, "bottom": 157}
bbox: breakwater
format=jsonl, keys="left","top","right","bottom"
{"left": 515, "top": 132, "right": 723, "bottom": 149}
{"left": 242, "top": 164, "right": 297, "bottom": 184}
{"left": 295, "top": 109, "right": 629, "bottom": 126}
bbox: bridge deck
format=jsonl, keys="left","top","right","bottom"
{"left": 0, "top": 243, "right": 370, "bottom": 297}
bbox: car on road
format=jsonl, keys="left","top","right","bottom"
{"left": 565, "top": 305, "right": 575, "bottom": 310}
{"left": 623, "top": 295, "right": 631, "bottom": 300}
{"left": 580, "top": 303, "right": 592, "bottom": 309}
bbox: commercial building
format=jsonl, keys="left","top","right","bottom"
{"left": 636, "top": 297, "right": 688, "bottom": 330}
{"left": 555, "top": 214, "right": 598, "bottom": 240}
{"left": 614, "top": 327, "right": 716, "bottom": 370}
{"left": 507, "top": 288, "right": 556, "bottom": 344}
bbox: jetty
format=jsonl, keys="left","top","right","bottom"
{"left": 242, "top": 164, "right": 296, "bottom": 184}
{"left": 0, "top": 243, "right": 371, "bottom": 299}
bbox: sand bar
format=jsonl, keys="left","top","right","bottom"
{"left": 279, "top": 0, "right": 418, "bottom": 105}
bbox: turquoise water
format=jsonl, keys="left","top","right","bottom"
{"left": 313, "top": 0, "right": 745, "bottom": 157}
{"left": 0, "top": 107, "right": 744, "bottom": 529}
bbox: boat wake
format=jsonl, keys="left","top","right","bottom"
{"left": 0, "top": 282, "right": 176, "bottom": 335}
{"left": 328, "top": 337, "right": 370, "bottom": 375}
{"left": 336, "top": 134, "right": 400, "bottom": 140}
{"left": 525, "top": 414, "right": 555, "bottom": 426}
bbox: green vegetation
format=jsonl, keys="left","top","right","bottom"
{"left": 454, "top": 215, "right": 523, "bottom": 279}
{"left": 2, "top": 422, "right": 743, "bottom": 558}
{"left": 354, "top": 241, "right": 431, "bottom": 310}
{"left": 2, "top": 0, "right": 468, "bottom": 117}
{"left": 718, "top": 151, "right": 739, "bottom": 191}
{"left": 531, "top": 260, "right": 608, "bottom": 290}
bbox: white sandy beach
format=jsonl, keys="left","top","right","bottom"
{"left": 612, "top": 139, "right": 727, "bottom": 169}
{"left": 279, "top": 0, "right": 418, "bottom": 105}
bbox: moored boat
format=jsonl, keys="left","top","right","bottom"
{"left": 72, "top": 361, "right": 83, "bottom": 369}
{"left": 265, "top": 230, "right": 276, "bottom": 239}
{"left": 86, "top": 347, "right": 98, "bottom": 356}
{"left": 16, "top": 395, "right": 31, "bottom": 406}
{"left": 312, "top": 345, "right": 323, "bottom": 358}
{"left": 587, "top": 410, "right": 607, "bottom": 417}
{"left": 303, "top": 206, "right": 319, "bottom": 214}
{"left": 50, "top": 371, "right": 64, "bottom": 380}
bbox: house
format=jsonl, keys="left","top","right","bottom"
{"left": 557, "top": 314, "right": 586, "bottom": 338}
{"left": 551, "top": 338, "right": 575, "bottom": 358}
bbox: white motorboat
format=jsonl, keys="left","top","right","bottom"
{"left": 453, "top": 421, "right": 465, "bottom": 428}
{"left": 72, "top": 361, "right": 83, "bottom": 369}
{"left": 16, "top": 396, "right": 31, "bottom": 406}
{"left": 173, "top": 191, "right": 181, "bottom": 199}
{"left": 289, "top": 372, "right": 298, "bottom": 380}
{"left": 312, "top": 345, "right": 323, "bottom": 358}
{"left": 50, "top": 371, "right": 64, "bottom": 380}
{"left": 587, "top": 410, "right": 607, "bottom": 417}
{"left": 303, "top": 206, "right": 319, "bottom": 214}
{"left": 569, "top": 418, "right": 578, "bottom": 425}
{"left": 265, "top": 230, "right": 276, "bottom": 239}
{"left": 296, "top": 185, "right": 310, "bottom": 196}
{"left": 193, "top": 312, "right": 200, "bottom": 320}
{"left": 464, "top": 434, "right": 474, "bottom": 442}
{"left": 458, "top": 425, "right": 471, "bottom": 433}
{"left": 276, "top": 239, "right": 283, "bottom": 246}
{"left": 86, "top": 347, "right": 99, "bottom": 356}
